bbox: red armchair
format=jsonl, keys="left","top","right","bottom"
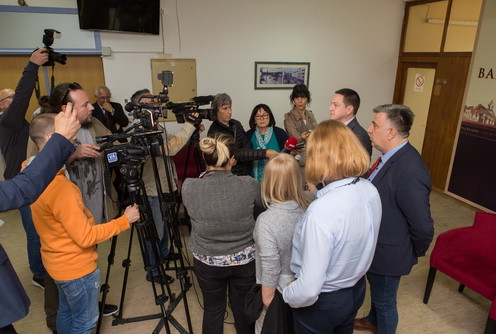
{"left": 423, "top": 211, "right": 496, "bottom": 334}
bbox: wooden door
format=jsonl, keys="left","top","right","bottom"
{"left": 0, "top": 56, "right": 105, "bottom": 120}
{"left": 394, "top": 62, "right": 438, "bottom": 153}
{"left": 393, "top": 55, "right": 471, "bottom": 190}
{"left": 422, "top": 55, "right": 471, "bottom": 190}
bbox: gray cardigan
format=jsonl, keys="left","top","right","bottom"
{"left": 253, "top": 201, "right": 304, "bottom": 290}
{"left": 182, "top": 170, "right": 262, "bottom": 256}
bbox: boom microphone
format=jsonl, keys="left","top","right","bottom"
{"left": 281, "top": 137, "right": 299, "bottom": 154}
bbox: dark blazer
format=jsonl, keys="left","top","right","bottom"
{"left": 0, "top": 134, "right": 75, "bottom": 327}
{"left": 91, "top": 101, "right": 129, "bottom": 135}
{"left": 208, "top": 119, "right": 267, "bottom": 176}
{"left": 347, "top": 117, "right": 372, "bottom": 157}
{"left": 369, "top": 142, "right": 434, "bottom": 276}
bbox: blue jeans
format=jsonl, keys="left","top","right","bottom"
{"left": 147, "top": 196, "right": 170, "bottom": 277}
{"left": 366, "top": 272, "right": 401, "bottom": 334}
{"left": 292, "top": 276, "right": 366, "bottom": 334}
{"left": 54, "top": 268, "right": 100, "bottom": 334}
{"left": 19, "top": 206, "right": 46, "bottom": 278}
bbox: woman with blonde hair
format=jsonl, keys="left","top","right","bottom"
{"left": 182, "top": 133, "right": 262, "bottom": 334}
{"left": 253, "top": 153, "right": 311, "bottom": 333}
{"left": 283, "top": 120, "right": 382, "bottom": 334}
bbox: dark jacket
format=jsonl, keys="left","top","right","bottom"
{"left": 0, "top": 134, "right": 75, "bottom": 212}
{"left": 262, "top": 289, "right": 294, "bottom": 334}
{"left": 0, "top": 134, "right": 75, "bottom": 327}
{"left": 369, "top": 143, "right": 434, "bottom": 276}
{"left": 347, "top": 117, "right": 372, "bottom": 157}
{"left": 246, "top": 126, "right": 289, "bottom": 151}
{"left": 0, "top": 61, "right": 39, "bottom": 180}
{"left": 208, "top": 119, "right": 266, "bottom": 176}
{"left": 91, "top": 101, "right": 129, "bottom": 135}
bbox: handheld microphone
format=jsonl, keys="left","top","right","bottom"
{"left": 281, "top": 137, "right": 299, "bottom": 154}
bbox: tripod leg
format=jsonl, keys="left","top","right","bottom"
{"left": 96, "top": 235, "right": 119, "bottom": 334}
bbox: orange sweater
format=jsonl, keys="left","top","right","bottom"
{"left": 29, "top": 169, "right": 130, "bottom": 280}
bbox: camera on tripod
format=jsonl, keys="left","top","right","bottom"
{"left": 42, "top": 29, "right": 67, "bottom": 66}
{"left": 96, "top": 131, "right": 163, "bottom": 169}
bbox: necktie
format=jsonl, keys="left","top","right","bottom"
{"left": 366, "top": 157, "right": 382, "bottom": 179}
{"left": 105, "top": 109, "right": 110, "bottom": 128}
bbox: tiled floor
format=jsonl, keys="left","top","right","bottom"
{"left": 0, "top": 190, "right": 490, "bottom": 333}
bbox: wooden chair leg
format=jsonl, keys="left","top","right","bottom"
{"left": 458, "top": 284, "right": 465, "bottom": 293}
{"left": 423, "top": 267, "right": 437, "bottom": 304}
{"left": 484, "top": 315, "right": 495, "bottom": 334}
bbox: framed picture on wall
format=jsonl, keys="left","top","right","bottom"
{"left": 254, "top": 61, "right": 310, "bottom": 89}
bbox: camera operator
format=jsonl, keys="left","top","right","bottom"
{"left": 207, "top": 93, "right": 277, "bottom": 176}
{"left": 0, "top": 47, "right": 49, "bottom": 291}
{"left": 130, "top": 88, "right": 201, "bottom": 284}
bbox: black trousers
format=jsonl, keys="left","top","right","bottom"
{"left": 193, "top": 258, "right": 255, "bottom": 334}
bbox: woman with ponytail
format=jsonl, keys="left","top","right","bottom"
{"left": 182, "top": 133, "right": 263, "bottom": 334}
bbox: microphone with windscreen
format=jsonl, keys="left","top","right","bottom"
{"left": 281, "top": 137, "right": 299, "bottom": 154}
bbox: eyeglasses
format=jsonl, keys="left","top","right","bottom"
{"left": 255, "top": 114, "right": 269, "bottom": 120}
{"left": 0, "top": 94, "right": 14, "bottom": 102}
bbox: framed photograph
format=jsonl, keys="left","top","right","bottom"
{"left": 254, "top": 61, "right": 310, "bottom": 89}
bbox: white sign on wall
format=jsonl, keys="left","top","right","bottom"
{"left": 414, "top": 73, "right": 425, "bottom": 92}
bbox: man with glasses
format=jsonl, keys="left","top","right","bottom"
{"left": 92, "top": 85, "right": 129, "bottom": 135}
{"left": 0, "top": 48, "right": 49, "bottom": 290}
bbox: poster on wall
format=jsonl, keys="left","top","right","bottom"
{"left": 448, "top": 0, "right": 496, "bottom": 211}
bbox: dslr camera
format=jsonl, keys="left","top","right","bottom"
{"left": 42, "top": 29, "right": 67, "bottom": 66}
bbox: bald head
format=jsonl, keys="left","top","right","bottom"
{"left": 95, "top": 85, "right": 112, "bottom": 105}
{"left": 0, "top": 88, "right": 15, "bottom": 112}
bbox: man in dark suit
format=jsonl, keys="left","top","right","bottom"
{"left": 329, "top": 88, "right": 372, "bottom": 157}
{"left": 355, "top": 104, "right": 434, "bottom": 334}
{"left": 92, "top": 85, "right": 129, "bottom": 134}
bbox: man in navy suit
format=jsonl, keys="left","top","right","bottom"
{"left": 355, "top": 104, "right": 434, "bottom": 334}
{"left": 329, "top": 88, "right": 372, "bottom": 157}
{"left": 92, "top": 85, "right": 129, "bottom": 135}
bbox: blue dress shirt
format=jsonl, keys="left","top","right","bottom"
{"left": 283, "top": 177, "right": 382, "bottom": 308}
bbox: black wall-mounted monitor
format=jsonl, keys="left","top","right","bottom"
{"left": 76, "top": 0, "right": 160, "bottom": 35}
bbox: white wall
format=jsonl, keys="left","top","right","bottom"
{"left": 3, "top": 0, "right": 404, "bottom": 144}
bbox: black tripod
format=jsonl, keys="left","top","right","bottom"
{"left": 97, "top": 131, "right": 193, "bottom": 334}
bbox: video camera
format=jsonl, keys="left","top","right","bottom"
{"left": 96, "top": 131, "right": 163, "bottom": 169}
{"left": 167, "top": 95, "right": 216, "bottom": 124}
{"left": 125, "top": 71, "right": 216, "bottom": 127}
{"left": 42, "top": 29, "right": 67, "bottom": 66}
{"left": 125, "top": 95, "right": 168, "bottom": 131}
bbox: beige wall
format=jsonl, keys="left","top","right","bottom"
{"left": 1, "top": 0, "right": 404, "bottom": 153}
